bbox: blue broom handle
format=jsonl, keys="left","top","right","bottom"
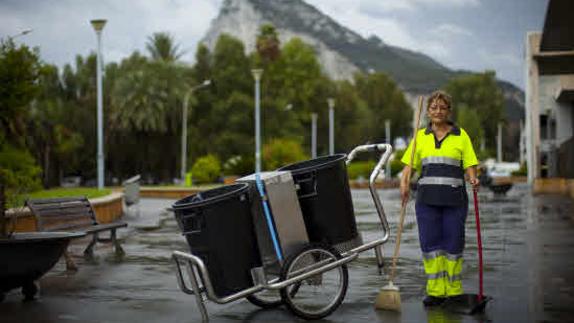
{"left": 255, "top": 174, "right": 283, "bottom": 261}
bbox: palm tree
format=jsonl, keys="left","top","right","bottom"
{"left": 145, "top": 32, "right": 184, "bottom": 63}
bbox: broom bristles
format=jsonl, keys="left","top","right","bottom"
{"left": 374, "top": 282, "right": 402, "bottom": 311}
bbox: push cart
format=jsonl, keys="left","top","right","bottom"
{"left": 172, "top": 143, "right": 393, "bottom": 320}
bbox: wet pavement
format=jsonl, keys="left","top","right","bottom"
{"left": 1, "top": 184, "right": 573, "bottom": 322}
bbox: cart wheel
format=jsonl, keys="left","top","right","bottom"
{"left": 280, "top": 244, "right": 348, "bottom": 320}
{"left": 246, "top": 289, "right": 283, "bottom": 309}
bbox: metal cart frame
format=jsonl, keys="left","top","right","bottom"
{"left": 172, "top": 143, "right": 393, "bottom": 321}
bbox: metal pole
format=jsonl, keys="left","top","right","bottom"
{"left": 180, "top": 80, "right": 211, "bottom": 184}
{"left": 311, "top": 113, "right": 317, "bottom": 158}
{"left": 252, "top": 69, "right": 263, "bottom": 173}
{"left": 328, "top": 98, "right": 335, "bottom": 155}
{"left": 91, "top": 21, "right": 106, "bottom": 190}
{"left": 181, "top": 93, "right": 190, "bottom": 183}
{"left": 497, "top": 122, "right": 502, "bottom": 162}
{"left": 385, "top": 120, "right": 391, "bottom": 178}
{"left": 519, "top": 121, "right": 525, "bottom": 165}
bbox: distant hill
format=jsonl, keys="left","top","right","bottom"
{"left": 202, "top": 0, "right": 524, "bottom": 158}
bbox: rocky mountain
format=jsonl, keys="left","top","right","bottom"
{"left": 202, "top": 0, "right": 524, "bottom": 122}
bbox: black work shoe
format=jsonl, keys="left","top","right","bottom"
{"left": 446, "top": 294, "right": 466, "bottom": 303}
{"left": 423, "top": 296, "right": 446, "bottom": 307}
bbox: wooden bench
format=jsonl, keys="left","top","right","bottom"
{"left": 26, "top": 197, "right": 128, "bottom": 270}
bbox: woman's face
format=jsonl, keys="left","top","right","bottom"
{"left": 427, "top": 98, "right": 451, "bottom": 124}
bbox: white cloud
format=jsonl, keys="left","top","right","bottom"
{"left": 430, "top": 24, "right": 472, "bottom": 37}
{"left": 355, "top": 0, "right": 480, "bottom": 16}
{"left": 414, "top": 0, "right": 480, "bottom": 8}
{"left": 0, "top": 0, "right": 221, "bottom": 67}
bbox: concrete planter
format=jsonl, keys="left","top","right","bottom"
{"left": 533, "top": 178, "right": 569, "bottom": 195}
{"left": 140, "top": 187, "right": 205, "bottom": 200}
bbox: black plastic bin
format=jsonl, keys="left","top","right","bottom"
{"left": 278, "top": 154, "right": 359, "bottom": 249}
{"left": 172, "top": 183, "right": 262, "bottom": 298}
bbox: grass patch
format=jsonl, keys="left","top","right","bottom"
{"left": 9, "top": 187, "right": 112, "bottom": 208}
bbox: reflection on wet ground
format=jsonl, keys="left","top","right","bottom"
{"left": 1, "top": 184, "right": 573, "bottom": 322}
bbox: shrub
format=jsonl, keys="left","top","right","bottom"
{"left": 223, "top": 155, "right": 255, "bottom": 176}
{"left": 191, "top": 155, "right": 221, "bottom": 184}
{"left": 347, "top": 161, "right": 376, "bottom": 180}
{"left": 0, "top": 144, "right": 42, "bottom": 207}
{"left": 511, "top": 163, "right": 527, "bottom": 176}
{"left": 390, "top": 149, "right": 406, "bottom": 177}
{"left": 263, "top": 138, "right": 307, "bottom": 170}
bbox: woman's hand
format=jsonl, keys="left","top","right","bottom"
{"left": 400, "top": 165, "right": 412, "bottom": 205}
{"left": 469, "top": 177, "right": 480, "bottom": 191}
{"left": 466, "top": 166, "right": 480, "bottom": 191}
{"left": 400, "top": 182, "right": 410, "bottom": 205}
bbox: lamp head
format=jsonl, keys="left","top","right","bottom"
{"left": 327, "top": 98, "right": 335, "bottom": 108}
{"left": 251, "top": 69, "right": 263, "bottom": 80}
{"left": 90, "top": 19, "right": 107, "bottom": 32}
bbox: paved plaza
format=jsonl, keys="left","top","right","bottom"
{"left": 1, "top": 185, "right": 573, "bottom": 322}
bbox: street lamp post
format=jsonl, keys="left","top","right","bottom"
{"left": 285, "top": 103, "right": 317, "bottom": 159}
{"left": 385, "top": 120, "right": 391, "bottom": 177}
{"left": 91, "top": 19, "right": 107, "bottom": 190}
{"left": 311, "top": 113, "right": 318, "bottom": 158}
{"left": 252, "top": 69, "right": 263, "bottom": 173}
{"left": 181, "top": 80, "right": 211, "bottom": 184}
{"left": 327, "top": 98, "right": 335, "bottom": 155}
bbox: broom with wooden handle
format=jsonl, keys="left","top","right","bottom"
{"left": 375, "top": 95, "right": 424, "bottom": 311}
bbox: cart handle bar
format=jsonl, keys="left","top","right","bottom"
{"left": 345, "top": 143, "right": 392, "bottom": 252}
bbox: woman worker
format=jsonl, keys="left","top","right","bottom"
{"left": 400, "top": 90, "right": 480, "bottom": 307}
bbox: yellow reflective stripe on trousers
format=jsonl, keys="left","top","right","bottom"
{"left": 423, "top": 251, "right": 464, "bottom": 297}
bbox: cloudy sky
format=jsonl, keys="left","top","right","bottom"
{"left": 0, "top": 0, "right": 548, "bottom": 88}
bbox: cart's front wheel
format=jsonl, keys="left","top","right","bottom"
{"left": 280, "top": 244, "right": 348, "bottom": 320}
{"left": 246, "top": 289, "right": 283, "bottom": 309}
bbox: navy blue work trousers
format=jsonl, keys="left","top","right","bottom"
{"left": 415, "top": 202, "right": 468, "bottom": 255}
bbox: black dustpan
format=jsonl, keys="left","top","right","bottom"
{"left": 442, "top": 293, "right": 492, "bottom": 315}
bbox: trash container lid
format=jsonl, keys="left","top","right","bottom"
{"left": 172, "top": 183, "right": 249, "bottom": 209}
{"left": 278, "top": 154, "right": 347, "bottom": 175}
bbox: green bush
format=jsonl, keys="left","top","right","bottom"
{"left": 390, "top": 149, "right": 406, "bottom": 177}
{"left": 263, "top": 138, "right": 307, "bottom": 170}
{"left": 347, "top": 161, "right": 376, "bottom": 180}
{"left": 223, "top": 155, "right": 255, "bottom": 176}
{"left": 511, "top": 163, "right": 527, "bottom": 176}
{"left": 0, "top": 144, "right": 42, "bottom": 208}
{"left": 191, "top": 155, "right": 221, "bottom": 184}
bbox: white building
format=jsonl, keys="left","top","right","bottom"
{"left": 525, "top": 0, "right": 574, "bottom": 184}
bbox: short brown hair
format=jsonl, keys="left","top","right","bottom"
{"left": 427, "top": 90, "right": 452, "bottom": 110}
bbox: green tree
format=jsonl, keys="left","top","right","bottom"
{"left": 263, "top": 138, "right": 307, "bottom": 170}
{"left": 0, "top": 39, "right": 41, "bottom": 146}
{"left": 444, "top": 71, "right": 504, "bottom": 151}
{"left": 0, "top": 39, "right": 42, "bottom": 221}
{"left": 256, "top": 24, "right": 281, "bottom": 64}
{"left": 192, "top": 43, "right": 212, "bottom": 83}
{"left": 331, "top": 80, "right": 371, "bottom": 152}
{"left": 355, "top": 72, "right": 412, "bottom": 143}
{"left": 279, "top": 38, "right": 323, "bottom": 113}
{"left": 146, "top": 32, "right": 184, "bottom": 63}
{"left": 212, "top": 34, "right": 252, "bottom": 97}
{"left": 107, "top": 50, "right": 192, "bottom": 182}
{"left": 456, "top": 107, "right": 484, "bottom": 150}
{"left": 27, "top": 63, "right": 84, "bottom": 186}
